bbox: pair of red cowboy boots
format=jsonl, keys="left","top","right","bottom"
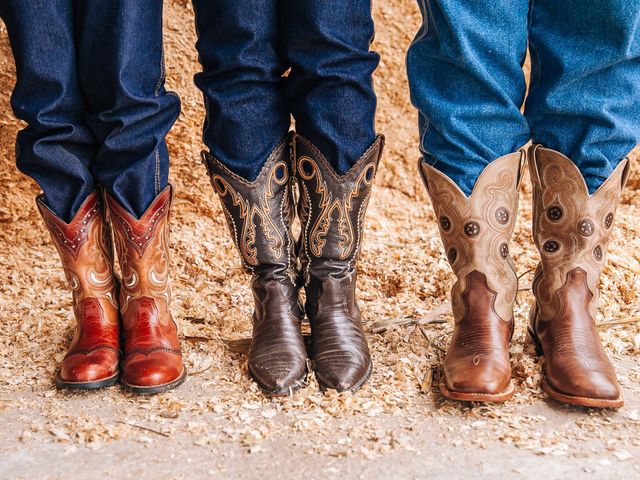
{"left": 38, "top": 187, "right": 186, "bottom": 394}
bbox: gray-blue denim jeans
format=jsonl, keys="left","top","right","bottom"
{"left": 407, "top": 0, "right": 640, "bottom": 195}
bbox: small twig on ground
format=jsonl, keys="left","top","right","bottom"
{"left": 369, "top": 241, "right": 407, "bottom": 248}
{"left": 183, "top": 335, "right": 215, "bottom": 343}
{"left": 418, "top": 325, "right": 446, "bottom": 354}
{"left": 371, "top": 303, "right": 450, "bottom": 333}
{"left": 224, "top": 338, "right": 251, "bottom": 354}
{"left": 608, "top": 255, "right": 640, "bottom": 274}
{"left": 596, "top": 317, "right": 640, "bottom": 329}
{"left": 116, "top": 421, "right": 170, "bottom": 438}
{"left": 190, "top": 364, "right": 213, "bottom": 376}
{"left": 184, "top": 316, "right": 206, "bottom": 324}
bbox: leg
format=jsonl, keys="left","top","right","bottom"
{"left": 192, "top": 0, "right": 289, "bottom": 180}
{"left": 194, "top": 1, "right": 306, "bottom": 394}
{"left": 526, "top": 0, "right": 640, "bottom": 193}
{"left": 527, "top": 146, "right": 628, "bottom": 408}
{"left": 2, "top": 1, "right": 121, "bottom": 389}
{"left": 281, "top": 0, "right": 379, "bottom": 173}
{"left": 73, "top": 0, "right": 184, "bottom": 393}
{"left": 282, "top": 0, "right": 382, "bottom": 391}
{"left": 74, "top": 0, "right": 181, "bottom": 218}
{"left": 525, "top": 0, "right": 638, "bottom": 408}
{"left": 408, "top": 0, "right": 530, "bottom": 402}
{"left": 0, "top": 0, "right": 97, "bottom": 222}
{"left": 406, "top": 0, "right": 530, "bottom": 195}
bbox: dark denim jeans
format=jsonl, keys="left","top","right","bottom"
{"left": 407, "top": 0, "right": 640, "bottom": 195}
{"left": 192, "top": 0, "right": 379, "bottom": 180}
{"left": 0, "top": 0, "right": 180, "bottom": 221}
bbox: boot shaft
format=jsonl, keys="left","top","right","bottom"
{"left": 528, "top": 145, "right": 630, "bottom": 321}
{"left": 292, "top": 133, "right": 384, "bottom": 281}
{"left": 201, "top": 137, "right": 298, "bottom": 284}
{"left": 419, "top": 151, "right": 525, "bottom": 322}
{"left": 37, "top": 192, "right": 118, "bottom": 311}
{"left": 104, "top": 186, "right": 173, "bottom": 319}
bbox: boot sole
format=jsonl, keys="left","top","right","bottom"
{"left": 56, "top": 371, "right": 119, "bottom": 391}
{"left": 316, "top": 360, "right": 373, "bottom": 393}
{"left": 527, "top": 327, "right": 623, "bottom": 409}
{"left": 249, "top": 367, "right": 309, "bottom": 397}
{"left": 439, "top": 379, "right": 514, "bottom": 403}
{"left": 121, "top": 366, "right": 187, "bottom": 395}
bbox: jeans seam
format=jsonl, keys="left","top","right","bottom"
{"left": 191, "top": 0, "right": 211, "bottom": 146}
{"left": 414, "top": 0, "right": 432, "bottom": 42}
{"left": 419, "top": 112, "right": 431, "bottom": 158}
{"left": 153, "top": 43, "right": 168, "bottom": 195}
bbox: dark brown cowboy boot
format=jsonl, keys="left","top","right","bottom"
{"left": 38, "top": 192, "right": 120, "bottom": 390}
{"left": 105, "top": 186, "right": 186, "bottom": 394}
{"left": 528, "top": 145, "right": 629, "bottom": 408}
{"left": 419, "top": 152, "right": 525, "bottom": 402}
{"left": 292, "top": 133, "right": 384, "bottom": 392}
{"left": 202, "top": 138, "right": 307, "bottom": 395}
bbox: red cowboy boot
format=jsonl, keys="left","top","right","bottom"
{"left": 38, "top": 192, "right": 120, "bottom": 390}
{"left": 105, "top": 186, "right": 186, "bottom": 394}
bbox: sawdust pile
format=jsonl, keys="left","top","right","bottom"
{"left": 1, "top": 0, "right": 639, "bottom": 463}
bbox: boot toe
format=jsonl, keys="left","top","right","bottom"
{"left": 60, "top": 350, "right": 118, "bottom": 383}
{"left": 315, "top": 355, "right": 372, "bottom": 392}
{"left": 249, "top": 358, "right": 307, "bottom": 393}
{"left": 547, "top": 367, "right": 621, "bottom": 401}
{"left": 444, "top": 357, "right": 511, "bottom": 396}
{"left": 123, "top": 352, "right": 184, "bottom": 388}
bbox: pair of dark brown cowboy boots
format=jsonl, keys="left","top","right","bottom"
{"left": 203, "top": 133, "right": 385, "bottom": 395}
{"left": 39, "top": 188, "right": 186, "bottom": 394}
{"left": 419, "top": 146, "right": 629, "bottom": 408}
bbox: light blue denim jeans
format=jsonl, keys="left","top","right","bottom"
{"left": 407, "top": 0, "right": 640, "bottom": 195}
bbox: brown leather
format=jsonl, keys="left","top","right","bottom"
{"left": 528, "top": 145, "right": 629, "bottom": 407}
{"left": 202, "top": 137, "right": 307, "bottom": 395}
{"left": 105, "top": 186, "right": 186, "bottom": 393}
{"left": 419, "top": 152, "right": 525, "bottom": 402}
{"left": 292, "top": 133, "right": 384, "bottom": 392}
{"left": 38, "top": 192, "right": 120, "bottom": 388}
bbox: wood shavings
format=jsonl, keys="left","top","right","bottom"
{"left": 0, "top": 0, "right": 639, "bottom": 475}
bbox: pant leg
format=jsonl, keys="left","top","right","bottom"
{"left": 192, "top": 0, "right": 289, "bottom": 181}
{"left": 74, "top": 0, "right": 181, "bottom": 218}
{"left": 406, "top": 0, "right": 530, "bottom": 195}
{"left": 281, "top": 0, "right": 379, "bottom": 173}
{"left": 0, "top": 0, "right": 97, "bottom": 222}
{"left": 525, "top": 0, "right": 640, "bottom": 193}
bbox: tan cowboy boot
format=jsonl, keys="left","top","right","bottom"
{"left": 419, "top": 152, "right": 525, "bottom": 402}
{"left": 292, "top": 133, "right": 384, "bottom": 392}
{"left": 105, "top": 186, "right": 186, "bottom": 394}
{"left": 528, "top": 145, "right": 630, "bottom": 408}
{"left": 202, "top": 137, "right": 308, "bottom": 395}
{"left": 38, "top": 192, "right": 120, "bottom": 390}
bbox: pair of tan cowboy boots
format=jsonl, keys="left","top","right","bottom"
{"left": 203, "top": 133, "right": 385, "bottom": 395}
{"left": 39, "top": 188, "right": 186, "bottom": 394}
{"left": 419, "top": 146, "right": 629, "bottom": 408}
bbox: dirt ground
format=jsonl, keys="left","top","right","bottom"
{"left": 1, "top": 1, "right": 639, "bottom": 479}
